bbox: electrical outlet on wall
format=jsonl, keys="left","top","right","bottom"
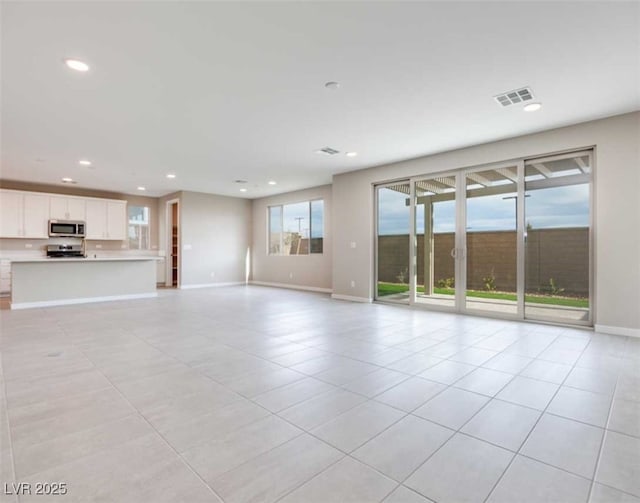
{"left": 210, "top": 272, "right": 215, "bottom": 278}
{"left": 350, "top": 241, "right": 356, "bottom": 249}
{"left": 24, "top": 243, "right": 32, "bottom": 248}
{"left": 350, "top": 280, "right": 355, "bottom": 288}
{"left": 95, "top": 244, "right": 102, "bottom": 249}
{"left": 289, "top": 272, "right": 293, "bottom": 279}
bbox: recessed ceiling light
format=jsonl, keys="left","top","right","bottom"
{"left": 268, "top": 181, "right": 277, "bottom": 185}
{"left": 137, "top": 186, "right": 146, "bottom": 191}
{"left": 345, "top": 152, "right": 358, "bottom": 157}
{"left": 239, "top": 188, "right": 248, "bottom": 192}
{"left": 523, "top": 102, "right": 542, "bottom": 112}
{"left": 61, "top": 177, "right": 76, "bottom": 184}
{"left": 78, "top": 159, "right": 92, "bottom": 166}
{"left": 166, "top": 173, "right": 176, "bottom": 179}
{"left": 325, "top": 81, "right": 340, "bottom": 90}
{"left": 64, "top": 59, "right": 90, "bottom": 72}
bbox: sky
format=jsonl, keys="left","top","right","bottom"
{"left": 378, "top": 183, "right": 589, "bottom": 235}
{"left": 272, "top": 200, "right": 324, "bottom": 239}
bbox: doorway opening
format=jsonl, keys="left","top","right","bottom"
{"left": 166, "top": 199, "right": 180, "bottom": 288}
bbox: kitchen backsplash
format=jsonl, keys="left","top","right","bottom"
{"left": 0, "top": 237, "right": 161, "bottom": 259}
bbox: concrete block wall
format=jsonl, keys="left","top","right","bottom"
{"left": 377, "top": 227, "right": 589, "bottom": 295}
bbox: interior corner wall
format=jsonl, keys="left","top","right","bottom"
{"left": 331, "top": 112, "right": 640, "bottom": 334}
{"left": 178, "top": 191, "right": 251, "bottom": 287}
{"left": 250, "top": 184, "right": 332, "bottom": 291}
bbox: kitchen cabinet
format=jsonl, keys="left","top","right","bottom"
{"left": 85, "top": 199, "right": 127, "bottom": 240}
{"left": 0, "top": 259, "right": 10, "bottom": 294}
{"left": 0, "top": 191, "right": 22, "bottom": 237}
{"left": 156, "top": 257, "right": 166, "bottom": 284}
{"left": 50, "top": 196, "right": 86, "bottom": 220}
{"left": 1, "top": 189, "right": 126, "bottom": 241}
{"left": 23, "top": 194, "right": 50, "bottom": 237}
{"left": 0, "top": 190, "right": 49, "bottom": 238}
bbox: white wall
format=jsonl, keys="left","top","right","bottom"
{"left": 251, "top": 185, "right": 332, "bottom": 291}
{"left": 179, "top": 191, "right": 251, "bottom": 287}
{"left": 332, "top": 112, "right": 640, "bottom": 334}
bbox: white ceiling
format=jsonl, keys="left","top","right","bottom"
{"left": 1, "top": 1, "right": 639, "bottom": 198}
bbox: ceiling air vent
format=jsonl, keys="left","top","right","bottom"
{"left": 315, "top": 147, "right": 340, "bottom": 155}
{"left": 494, "top": 87, "right": 535, "bottom": 107}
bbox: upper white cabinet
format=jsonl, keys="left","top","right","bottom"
{"left": 50, "top": 196, "right": 86, "bottom": 221}
{"left": 0, "top": 190, "right": 49, "bottom": 238}
{"left": 0, "top": 191, "right": 22, "bottom": 237}
{"left": 106, "top": 201, "right": 127, "bottom": 240}
{"left": 0, "top": 189, "right": 127, "bottom": 241}
{"left": 85, "top": 199, "right": 127, "bottom": 240}
{"left": 23, "top": 194, "right": 50, "bottom": 237}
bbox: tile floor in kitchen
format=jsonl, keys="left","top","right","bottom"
{"left": 0, "top": 286, "right": 639, "bottom": 503}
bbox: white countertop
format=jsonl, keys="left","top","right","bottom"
{"left": 10, "top": 256, "right": 162, "bottom": 263}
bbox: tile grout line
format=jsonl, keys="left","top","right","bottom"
{"left": 103, "top": 320, "right": 386, "bottom": 499}
{"left": 2, "top": 290, "right": 633, "bottom": 503}
{"left": 585, "top": 350, "right": 621, "bottom": 503}
{"left": 275, "top": 326, "right": 549, "bottom": 502}
{"left": 481, "top": 329, "right": 600, "bottom": 503}
{"left": 0, "top": 302, "right": 556, "bottom": 503}
{"left": 389, "top": 341, "right": 544, "bottom": 502}
{"left": 0, "top": 357, "right": 20, "bottom": 503}
{"left": 65, "top": 328, "right": 229, "bottom": 503}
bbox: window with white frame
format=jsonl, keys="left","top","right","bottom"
{"left": 269, "top": 200, "right": 324, "bottom": 255}
{"left": 128, "top": 205, "right": 150, "bottom": 250}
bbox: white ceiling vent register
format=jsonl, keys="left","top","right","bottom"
{"left": 494, "top": 87, "right": 535, "bottom": 107}
{"left": 316, "top": 147, "right": 340, "bottom": 155}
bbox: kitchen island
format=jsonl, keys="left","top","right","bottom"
{"left": 10, "top": 257, "right": 159, "bottom": 309}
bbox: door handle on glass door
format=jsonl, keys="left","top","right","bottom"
{"left": 450, "top": 248, "right": 466, "bottom": 259}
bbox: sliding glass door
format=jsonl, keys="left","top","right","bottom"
{"left": 524, "top": 151, "right": 592, "bottom": 324}
{"left": 413, "top": 174, "right": 458, "bottom": 309}
{"left": 464, "top": 164, "right": 520, "bottom": 316}
{"left": 374, "top": 150, "right": 593, "bottom": 326}
{"left": 375, "top": 182, "right": 411, "bottom": 304}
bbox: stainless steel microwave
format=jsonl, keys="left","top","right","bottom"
{"left": 48, "top": 220, "right": 86, "bottom": 238}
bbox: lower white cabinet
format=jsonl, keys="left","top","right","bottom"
{"left": 0, "top": 259, "right": 11, "bottom": 295}
{"left": 85, "top": 200, "right": 127, "bottom": 240}
{"left": 156, "top": 257, "right": 166, "bottom": 284}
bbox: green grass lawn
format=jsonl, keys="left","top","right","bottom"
{"left": 377, "top": 282, "right": 588, "bottom": 308}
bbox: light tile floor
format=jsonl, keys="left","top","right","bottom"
{"left": 1, "top": 286, "right": 639, "bottom": 502}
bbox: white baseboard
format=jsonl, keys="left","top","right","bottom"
{"left": 250, "top": 281, "right": 332, "bottom": 294}
{"left": 11, "top": 292, "right": 158, "bottom": 310}
{"left": 331, "top": 293, "right": 372, "bottom": 303}
{"left": 595, "top": 324, "right": 640, "bottom": 338}
{"left": 179, "top": 282, "right": 246, "bottom": 290}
